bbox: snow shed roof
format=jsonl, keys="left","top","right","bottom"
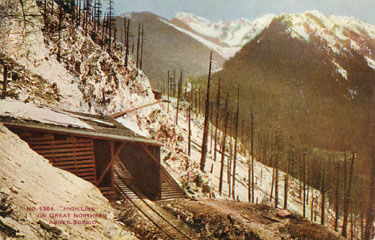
{"left": 0, "top": 100, "right": 160, "bottom": 146}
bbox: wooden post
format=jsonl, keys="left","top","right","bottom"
{"left": 110, "top": 141, "right": 114, "bottom": 187}
{"left": 97, "top": 142, "right": 125, "bottom": 186}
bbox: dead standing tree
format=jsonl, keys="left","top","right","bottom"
{"left": 175, "top": 71, "right": 182, "bottom": 125}
{"left": 214, "top": 77, "right": 221, "bottom": 162}
{"left": 200, "top": 52, "right": 213, "bottom": 172}
{"left": 1, "top": 62, "right": 7, "bottom": 99}
{"left": 231, "top": 85, "right": 240, "bottom": 199}
{"left": 219, "top": 93, "right": 229, "bottom": 195}
{"left": 342, "top": 152, "right": 356, "bottom": 237}
{"left": 250, "top": 110, "right": 255, "bottom": 203}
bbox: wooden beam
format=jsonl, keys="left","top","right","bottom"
{"left": 110, "top": 100, "right": 167, "bottom": 118}
{"left": 140, "top": 144, "right": 160, "bottom": 166}
{"left": 97, "top": 142, "right": 125, "bottom": 186}
{"left": 4, "top": 123, "right": 161, "bottom": 146}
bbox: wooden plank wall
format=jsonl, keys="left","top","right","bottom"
{"left": 13, "top": 129, "right": 118, "bottom": 201}
{"left": 26, "top": 134, "right": 98, "bottom": 184}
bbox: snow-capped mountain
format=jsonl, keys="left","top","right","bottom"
{"left": 173, "top": 12, "right": 276, "bottom": 48}
{"left": 279, "top": 11, "right": 375, "bottom": 69}
{"left": 169, "top": 12, "right": 276, "bottom": 59}
{"left": 212, "top": 10, "right": 375, "bottom": 151}
{"left": 170, "top": 10, "right": 375, "bottom": 84}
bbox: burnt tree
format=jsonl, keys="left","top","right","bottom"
{"left": 219, "top": 93, "right": 229, "bottom": 195}
{"left": 231, "top": 85, "right": 240, "bottom": 199}
{"left": 199, "top": 52, "right": 213, "bottom": 172}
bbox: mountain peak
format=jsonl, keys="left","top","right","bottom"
{"left": 172, "top": 12, "right": 276, "bottom": 49}
{"left": 175, "top": 12, "right": 212, "bottom": 24}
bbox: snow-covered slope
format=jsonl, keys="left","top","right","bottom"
{"left": 170, "top": 10, "right": 375, "bottom": 70}
{"left": 160, "top": 18, "right": 240, "bottom": 59}
{"left": 0, "top": 124, "right": 137, "bottom": 239}
{"left": 174, "top": 12, "right": 276, "bottom": 48}
{"left": 280, "top": 11, "right": 375, "bottom": 72}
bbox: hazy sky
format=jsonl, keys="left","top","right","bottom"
{"left": 113, "top": 0, "right": 375, "bottom": 24}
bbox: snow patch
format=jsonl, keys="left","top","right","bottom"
{"left": 174, "top": 12, "right": 276, "bottom": 47}
{"left": 332, "top": 61, "right": 348, "bottom": 80}
{"left": 366, "top": 56, "right": 375, "bottom": 70}
{"left": 160, "top": 18, "right": 239, "bottom": 59}
{"left": 0, "top": 99, "right": 94, "bottom": 129}
{"left": 117, "top": 115, "right": 151, "bottom": 138}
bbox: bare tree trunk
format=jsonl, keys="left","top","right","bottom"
{"left": 188, "top": 106, "right": 191, "bottom": 156}
{"left": 57, "top": 4, "right": 63, "bottom": 62}
{"left": 175, "top": 71, "right": 182, "bottom": 125}
{"left": 270, "top": 167, "right": 275, "bottom": 200}
{"left": 219, "top": 93, "right": 229, "bottom": 195}
{"left": 342, "top": 152, "right": 356, "bottom": 237}
{"left": 136, "top": 23, "right": 141, "bottom": 70}
{"left": 228, "top": 135, "right": 233, "bottom": 196}
{"left": 351, "top": 211, "right": 354, "bottom": 240}
{"left": 198, "top": 89, "right": 201, "bottom": 114}
{"left": 167, "top": 71, "right": 170, "bottom": 113}
{"left": 209, "top": 104, "right": 214, "bottom": 154}
{"left": 199, "top": 52, "right": 213, "bottom": 172}
{"left": 335, "top": 161, "right": 341, "bottom": 232}
{"left": 125, "top": 18, "right": 130, "bottom": 69}
{"left": 232, "top": 86, "right": 240, "bottom": 199}
{"left": 140, "top": 25, "right": 144, "bottom": 70}
{"left": 311, "top": 191, "right": 314, "bottom": 221}
{"left": 43, "top": 0, "right": 47, "bottom": 26}
{"left": 1, "top": 64, "right": 7, "bottom": 99}
{"left": 275, "top": 131, "right": 279, "bottom": 209}
{"left": 250, "top": 110, "right": 255, "bottom": 203}
{"left": 321, "top": 166, "right": 326, "bottom": 225}
{"left": 364, "top": 155, "right": 375, "bottom": 240}
{"left": 101, "top": 11, "right": 106, "bottom": 49}
{"left": 303, "top": 153, "right": 306, "bottom": 218}
{"left": 284, "top": 152, "right": 290, "bottom": 209}
{"left": 361, "top": 209, "right": 365, "bottom": 240}
{"left": 214, "top": 78, "right": 221, "bottom": 162}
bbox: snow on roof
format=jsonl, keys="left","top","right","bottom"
{"left": 0, "top": 99, "right": 161, "bottom": 146}
{"left": 0, "top": 99, "right": 94, "bottom": 129}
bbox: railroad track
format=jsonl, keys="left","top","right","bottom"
{"left": 114, "top": 170, "right": 194, "bottom": 240}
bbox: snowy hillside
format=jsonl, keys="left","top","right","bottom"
{"left": 174, "top": 12, "right": 276, "bottom": 48}
{"left": 279, "top": 11, "right": 375, "bottom": 78}
{"left": 0, "top": 124, "right": 137, "bottom": 239}
{"left": 169, "top": 10, "right": 375, "bottom": 71}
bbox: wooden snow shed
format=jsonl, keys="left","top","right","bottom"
{"left": 0, "top": 100, "right": 163, "bottom": 201}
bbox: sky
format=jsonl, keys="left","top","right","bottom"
{"left": 113, "top": 0, "right": 375, "bottom": 24}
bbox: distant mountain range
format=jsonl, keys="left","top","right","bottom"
{"left": 212, "top": 11, "right": 375, "bottom": 149}
{"left": 116, "top": 10, "right": 375, "bottom": 149}
{"left": 115, "top": 12, "right": 225, "bottom": 89}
